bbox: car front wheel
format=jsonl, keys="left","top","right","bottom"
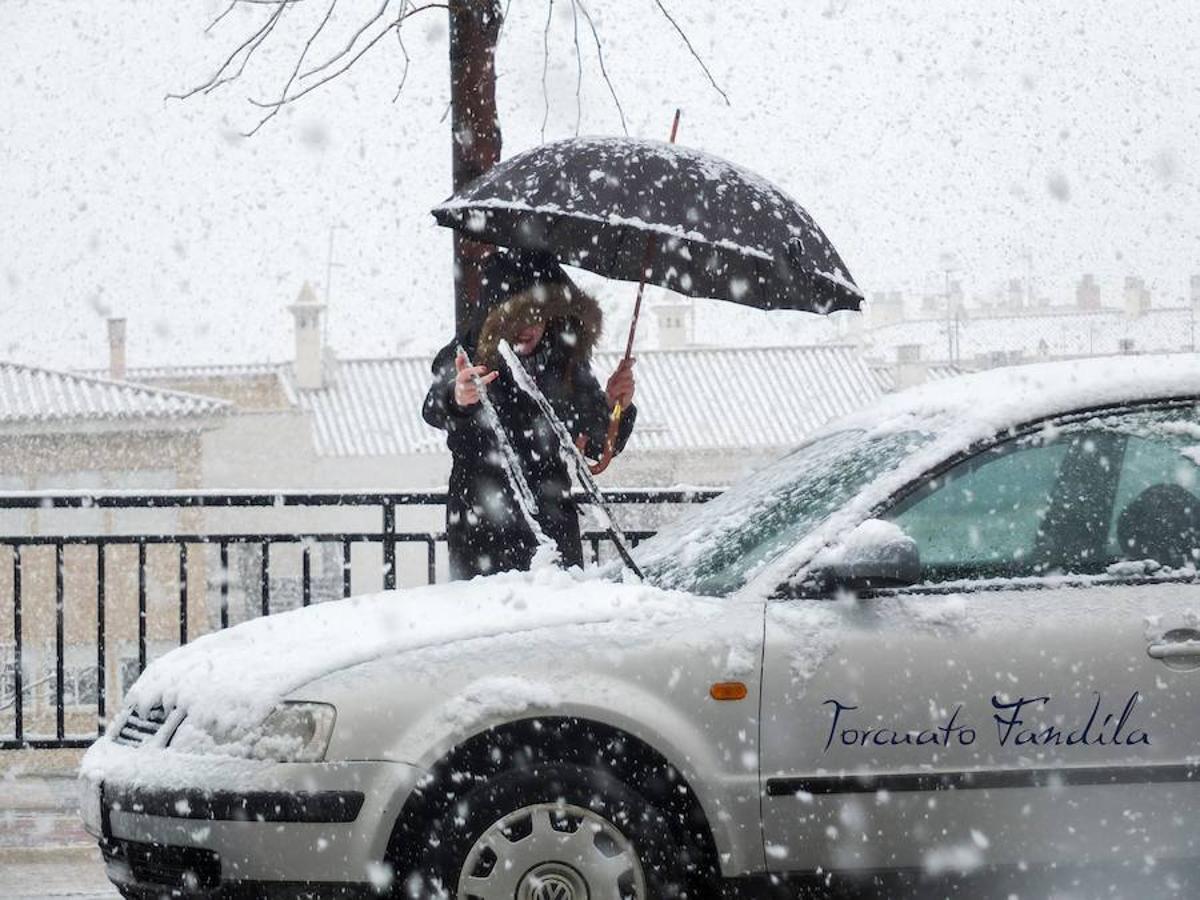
{"left": 458, "top": 800, "right": 645, "bottom": 899}
{"left": 409, "top": 762, "right": 693, "bottom": 899}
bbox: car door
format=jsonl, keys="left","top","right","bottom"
{"left": 760, "top": 399, "right": 1200, "bottom": 876}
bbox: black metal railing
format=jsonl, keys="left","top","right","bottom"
{"left": 0, "top": 488, "right": 718, "bottom": 750}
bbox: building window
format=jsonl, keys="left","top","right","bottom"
{"left": 61, "top": 665, "right": 99, "bottom": 708}
{"left": 119, "top": 657, "right": 143, "bottom": 701}
{"left": 0, "top": 644, "right": 25, "bottom": 711}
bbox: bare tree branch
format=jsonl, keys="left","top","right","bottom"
{"left": 247, "top": 3, "right": 447, "bottom": 114}
{"left": 540, "top": 0, "right": 555, "bottom": 142}
{"left": 178, "top": 0, "right": 726, "bottom": 141}
{"left": 497, "top": 0, "right": 516, "bottom": 43}
{"left": 569, "top": 0, "right": 582, "bottom": 135}
{"left": 649, "top": 0, "right": 730, "bottom": 105}
{"left": 392, "top": 2, "right": 413, "bottom": 102}
{"left": 575, "top": 0, "right": 628, "bottom": 136}
{"left": 300, "top": 0, "right": 393, "bottom": 82}
{"left": 243, "top": 0, "right": 342, "bottom": 137}
{"left": 205, "top": 1, "right": 238, "bottom": 35}
{"left": 168, "top": 1, "right": 289, "bottom": 101}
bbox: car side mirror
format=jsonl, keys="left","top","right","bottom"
{"left": 808, "top": 519, "right": 922, "bottom": 594}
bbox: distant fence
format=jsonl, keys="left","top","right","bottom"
{"left": 0, "top": 488, "right": 719, "bottom": 750}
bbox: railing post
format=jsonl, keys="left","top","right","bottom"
{"left": 178, "top": 543, "right": 189, "bottom": 645}
{"left": 426, "top": 539, "right": 436, "bottom": 585}
{"left": 342, "top": 541, "right": 352, "bottom": 599}
{"left": 55, "top": 543, "right": 65, "bottom": 741}
{"left": 13, "top": 546, "right": 22, "bottom": 744}
{"left": 137, "top": 542, "right": 147, "bottom": 673}
{"left": 301, "top": 542, "right": 312, "bottom": 607}
{"left": 219, "top": 542, "right": 230, "bottom": 630}
{"left": 383, "top": 500, "right": 396, "bottom": 591}
{"left": 97, "top": 544, "right": 106, "bottom": 735}
{"left": 260, "top": 542, "right": 271, "bottom": 617}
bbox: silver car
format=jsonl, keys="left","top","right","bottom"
{"left": 80, "top": 355, "right": 1200, "bottom": 898}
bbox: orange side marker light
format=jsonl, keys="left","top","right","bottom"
{"left": 709, "top": 681, "right": 748, "bottom": 702}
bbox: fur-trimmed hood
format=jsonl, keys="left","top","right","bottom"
{"left": 474, "top": 281, "right": 603, "bottom": 370}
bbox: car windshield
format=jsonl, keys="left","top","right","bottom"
{"left": 633, "top": 427, "right": 932, "bottom": 596}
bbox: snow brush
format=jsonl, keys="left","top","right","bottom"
{"left": 456, "top": 345, "right": 560, "bottom": 566}
{"left": 498, "top": 340, "right": 643, "bottom": 578}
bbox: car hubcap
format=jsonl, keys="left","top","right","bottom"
{"left": 457, "top": 802, "right": 647, "bottom": 900}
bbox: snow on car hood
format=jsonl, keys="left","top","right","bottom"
{"left": 123, "top": 566, "right": 725, "bottom": 747}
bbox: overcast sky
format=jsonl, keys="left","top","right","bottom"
{"left": 2, "top": 0, "right": 1197, "bottom": 371}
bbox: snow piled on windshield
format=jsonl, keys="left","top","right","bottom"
{"left": 113, "top": 567, "right": 721, "bottom": 754}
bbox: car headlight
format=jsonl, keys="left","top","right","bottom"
{"left": 251, "top": 702, "right": 336, "bottom": 763}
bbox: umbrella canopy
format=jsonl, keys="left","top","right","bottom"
{"left": 432, "top": 136, "right": 863, "bottom": 315}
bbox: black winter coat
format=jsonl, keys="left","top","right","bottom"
{"left": 423, "top": 320, "right": 636, "bottom": 580}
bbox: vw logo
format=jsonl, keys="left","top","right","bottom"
{"left": 531, "top": 874, "right": 576, "bottom": 900}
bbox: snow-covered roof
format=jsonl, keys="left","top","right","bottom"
{"left": 102, "top": 361, "right": 290, "bottom": 381}
{"left": 81, "top": 345, "right": 882, "bottom": 456}
{"left": 0, "top": 362, "right": 230, "bottom": 426}
{"left": 861, "top": 306, "right": 1194, "bottom": 364}
{"left": 287, "top": 357, "right": 447, "bottom": 457}
{"left": 278, "top": 344, "right": 881, "bottom": 457}
{"left": 871, "top": 362, "right": 969, "bottom": 392}
{"left": 595, "top": 344, "right": 882, "bottom": 451}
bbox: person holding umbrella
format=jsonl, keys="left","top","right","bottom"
{"left": 429, "top": 130, "right": 864, "bottom": 580}
{"left": 423, "top": 249, "right": 637, "bottom": 580}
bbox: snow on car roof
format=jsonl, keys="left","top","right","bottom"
{"left": 842, "top": 352, "right": 1198, "bottom": 439}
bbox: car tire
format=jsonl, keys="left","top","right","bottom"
{"left": 395, "top": 761, "right": 703, "bottom": 900}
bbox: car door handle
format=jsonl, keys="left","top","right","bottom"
{"left": 1148, "top": 629, "right": 1200, "bottom": 661}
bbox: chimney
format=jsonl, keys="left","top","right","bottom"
{"left": 1076, "top": 274, "right": 1101, "bottom": 310}
{"left": 654, "top": 301, "right": 694, "bottom": 350}
{"left": 289, "top": 281, "right": 326, "bottom": 390}
{"left": 894, "top": 344, "right": 926, "bottom": 390}
{"left": 1006, "top": 278, "right": 1024, "bottom": 310}
{"left": 1123, "top": 276, "right": 1149, "bottom": 318}
{"left": 869, "top": 291, "right": 905, "bottom": 328}
{"left": 107, "top": 318, "right": 127, "bottom": 381}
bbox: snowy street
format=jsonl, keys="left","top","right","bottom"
{"left": 1, "top": 772, "right": 115, "bottom": 899}
{"left": 0, "top": 848, "right": 116, "bottom": 900}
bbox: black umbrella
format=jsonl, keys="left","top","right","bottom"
{"left": 431, "top": 134, "right": 863, "bottom": 315}
{"left": 433, "top": 122, "right": 864, "bottom": 475}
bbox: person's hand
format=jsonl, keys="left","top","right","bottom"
{"left": 605, "top": 357, "right": 636, "bottom": 409}
{"left": 453, "top": 351, "right": 498, "bottom": 407}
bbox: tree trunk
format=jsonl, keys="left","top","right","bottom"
{"left": 448, "top": 0, "right": 504, "bottom": 333}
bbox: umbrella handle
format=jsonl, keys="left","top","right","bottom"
{"left": 588, "top": 402, "right": 623, "bottom": 475}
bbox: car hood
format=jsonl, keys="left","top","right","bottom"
{"left": 122, "top": 566, "right": 729, "bottom": 750}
